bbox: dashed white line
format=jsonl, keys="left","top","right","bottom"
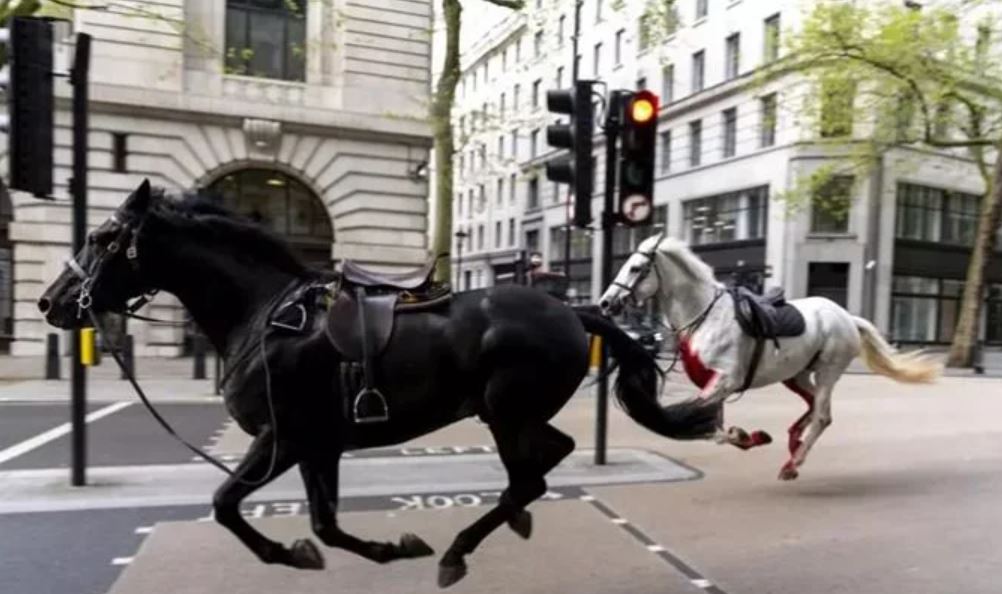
{"left": 111, "top": 557, "right": 133, "bottom": 566}
{"left": 646, "top": 544, "right": 666, "bottom": 553}
{"left": 134, "top": 526, "right": 153, "bottom": 534}
{"left": 692, "top": 579, "right": 714, "bottom": 589}
{"left": 579, "top": 495, "right": 596, "bottom": 502}
{"left": 0, "top": 402, "right": 132, "bottom": 465}
{"left": 611, "top": 518, "right": 628, "bottom": 525}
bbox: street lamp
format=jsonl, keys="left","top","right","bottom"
{"left": 454, "top": 229, "right": 469, "bottom": 290}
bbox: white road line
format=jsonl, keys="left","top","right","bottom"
{"left": 134, "top": 526, "right": 153, "bottom": 534}
{"left": 611, "top": 518, "right": 628, "bottom": 525}
{"left": 579, "top": 495, "right": 596, "bottom": 502}
{"left": 111, "top": 557, "right": 133, "bottom": 566}
{"left": 646, "top": 544, "right": 666, "bottom": 553}
{"left": 0, "top": 402, "right": 132, "bottom": 465}
{"left": 692, "top": 579, "right": 714, "bottom": 589}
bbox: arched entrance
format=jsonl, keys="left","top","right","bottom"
{"left": 0, "top": 186, "right": 12, "bottom": 353}
{"left": 207, "top": 168, "right": 333, "bottom": 267}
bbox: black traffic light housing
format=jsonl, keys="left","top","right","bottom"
{"left": 545, "top": 80, "right": 595, "bottom": 228}
{"left": 618, "top": 90, "right": 659, "bottom": 226}
{"left": 2, "top": 17, "right": 54, "bottom": 198}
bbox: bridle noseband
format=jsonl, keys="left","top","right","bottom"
{"left": 65, "top": 213, "right": 160, "bottom": 320}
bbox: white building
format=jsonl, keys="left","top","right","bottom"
{"left": 449, "top": 0, "right": 1002, "bottom": 347}
{"left": 2, "top": 0, "right": 434, "bottom": 355}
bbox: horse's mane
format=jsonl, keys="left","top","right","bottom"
{"left": 650, "top": 236, "right": 717, "bottom": 285}
{"left": 150, "top": 188, "right": 311, "bottom": 276}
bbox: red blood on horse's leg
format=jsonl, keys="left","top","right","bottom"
{"left": 679, "top": 338, "right": 715, "bottom": 390}
{"left": 782, "top": 379, "right": 815, "bottom": 457}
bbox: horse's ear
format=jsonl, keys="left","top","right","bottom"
{"left": 123, "top": 179, "right": 153, "bottom": 215}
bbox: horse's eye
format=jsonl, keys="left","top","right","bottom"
{"left": 630, "top": 266, "right": 642, "bottom": 273}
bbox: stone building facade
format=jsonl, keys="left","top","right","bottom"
{"left": 2, "top": 0, "right": 434, "bottom": 355}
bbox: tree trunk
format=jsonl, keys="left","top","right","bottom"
{"left": 430, "top": 0, "right": 461, "bottom": 283}
{"left": 947, "top": 145, "right": 1002, "bottom": 367}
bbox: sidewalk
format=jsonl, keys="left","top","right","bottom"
{"left": 0, "top": 356, "right": 221, "bottom": 401}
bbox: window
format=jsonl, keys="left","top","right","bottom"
{"left": 534, "top": 30, "right": 544, "bottom": 57}
{"left": 225, "top": 0, "right": 307, "bottom": 81}
{"left": 112, "top": 133, "right": 128, "bottom": 173}
{"left": 516, "top": 37, "right": 522, "bottom": 61}
{"left": 689, "top": 120, "right": 702, "bottom": 167}
{"left": 532, "top": 79, "right": 541, "bottom": 107}
{"left": 497, "top": 135, "right": 504, "bottom": 159}
{"left": 549, "top": 226, "right": 594, "bottom": 304}
{"left": 615, "top": 29, "right": 625, "bottom": 65}
{"left": 820, "top": 81, "right": 854, "bottom": 138}
{"left": 508, "top": 218, "right": 516, "bottom": 246}
{"left": 810, "top": 176, "right": 854, "bottom": 234}
{"left": 497, "top": 177, "right": 504, "bottom": 205}
{"left": 500, "top": 92, "right": 506, "bottom": 116}
{"left": 456, "top": 193, "right": 463, "bottom": 217}
{"left": 691, "top": 50, "right": 705, "bottom": 92}
{"left": 510, "top": 173, "right": 517, "bottom": 204}
{"left": 478, "top": 184, "right": 486, "bottom": 211}
{"left": 510, "top": 128, "right": 519, "bottom": 160}
{"left": 760, "top": 93, "right": 777, "bottom": 147}
{"left": 530, "top": 128, "right": 539, "bottom": 158}
{"left": 556, "top": 66, "right": 564, "bottom": 88}
{"left": 495, "top": 221, "right": 502, "bottom": 248}
{"left": 477, "top": 224, "right": 485, "bottom": 250}
{"left": 636, "top": 76, "right": 647, "bottom": 90}
{"left": 808, "top": 263, "right": 849, "bottom": 308}
{"left": 593, "top": 43, "right": 602, "bottom": 77}
{"left": 891, "top": 276, "right": 959, "bottom": 343}
{"left": 696, "top": 0, "right": 708, "bottom": 19}
{"left": 764, "top": 14, "right": 780, "bottom": 63}
{"left": 513, "top": 84, "right": 520, "bottom": 108}
{"left": 502, "top": 47, "right": 508, "bottom": 72}
{"left": 526, "top": 229, "right": 540, "bottom": 252}
{"left": 660, "top": 130, "right": 672, "bottom": 172}
{"left": 725, "top": 33, "right": 740, "bottom": 80}
{"left": 528, "top": 176, "right": 540, "bottom": 209}
{"left": 722, "top": 108, "right": 737, "bottom": 158}
{"left": 661, "top": 64, "right": 674, "bottom": 103}
{"left": 595, "top": 0, "right": 603, "bottom": 22}
{"left": 552, "top": 181, "right": 561, "bottom": 204}
{"left": 683, "top": 186, "right": 769, "bottom": 246}
{"left": 558, "top": 15, "right": 566, "bottom": 46}
{"left": 896, "top": 183, "right": 951, "bottom": 244}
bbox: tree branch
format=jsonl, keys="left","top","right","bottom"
{"left": 482, "top": 0, "right": 524, "bottom": 9}
{"left": 46, "top": 0, "right": 108, "bottom": 9}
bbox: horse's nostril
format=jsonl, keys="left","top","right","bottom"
{"left": 599, "top": 299, "right": 610, "bottom": 310}
{"left": 38, "top": 297, "right": 51, "bottom": 313}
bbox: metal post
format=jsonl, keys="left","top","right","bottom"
{"left": 45, "top": 333, "right": 60, "bottom": 379}
{"left": 69, "top": 33, "right": 91, "bottom": 487}
{"left": 595, "top": 91, "right": 624, "bottom": 466}
{"left": 120, "top": 334, "right": 134, "bottom": 380}
{"left": 565, "top": 0, "right": 582, "bottom": 283}
{"left": 193, "top": 333, "right": 207, "bottom": 380}
{"left": 454, "top": 230, "right": 467, "bottom": 290}
{"left": 214, "top": 351, "right": 223, "bottom": 395}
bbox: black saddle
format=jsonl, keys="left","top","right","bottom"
{"left": 340, "top": 258, "right": 437, "bottom": 291}
{"left": 729, "top": 286, "right": 806, "bottom": 392}
{"left": 324, "top": 279, "right": 451, "bottom": 424}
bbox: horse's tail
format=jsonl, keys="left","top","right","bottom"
{"left": 574, "top": 307, "right": 719, "bottom": 440}
{"left": 852, "top": 316, "right": 941, "bottom": 383}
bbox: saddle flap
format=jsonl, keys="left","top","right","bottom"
{"left": 731, "top": 287, "right": 805, "bottom": 340}
{"left": 325, "top": 291, "right": 398, "bottom": 361}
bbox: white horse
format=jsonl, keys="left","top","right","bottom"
{"left": 599, "top": 235, "right": 941, "bottom": 480}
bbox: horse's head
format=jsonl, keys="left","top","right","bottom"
{"left": 38, "top": 179, "right": 157, "bottom": 329}
{"left": 599, "top": 234, "right": 664, "bottom": 316}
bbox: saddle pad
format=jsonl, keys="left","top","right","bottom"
{"left": 325, "top": 292, "right": 398, "bottom": 361}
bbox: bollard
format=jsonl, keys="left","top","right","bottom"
{"left": 193, "top": 334, "right": 207, "bottom": 380}
{"left": 120, "top": 334, "right": 135, "bottom": 380}
{"left": 45, "top": 333, "right": 60, "bottom": 380}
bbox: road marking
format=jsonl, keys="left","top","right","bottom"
{"left": 0, "top": 402, "right": 132, "bottom": 465}
{"left": 111, "top": 557, "right": 133, "bottom": 566}
{"left": 583, "top": 491, "right": 729, "bottom": 594}
{"left": 134, "top": 526, "right": 153, "bottom": 534}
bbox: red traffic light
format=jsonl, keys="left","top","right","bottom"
{"left": 628, "top": 90, "right": 658, "bottom": 125}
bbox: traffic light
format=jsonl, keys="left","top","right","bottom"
{"left": 0, "top": 17, "right": 54, "bottom": 198}
{"left": 618, "top": 90, "right": 659, "bottom": 226}
{"left": 545, "top": 80, "right": 595, "bottom": 227}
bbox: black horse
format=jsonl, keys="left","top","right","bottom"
{"left": 38, "top": 180, "right": 717, "bottom": 587}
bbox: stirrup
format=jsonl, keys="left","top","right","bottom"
{"left": 353, "top": 387, "right": 389, "bottom": 424}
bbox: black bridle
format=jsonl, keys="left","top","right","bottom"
{"left": 65, "top": 213, "right": 164, "bottom": 323}
{"left": 611, "top": 239, "right": 663, "bottom": 309}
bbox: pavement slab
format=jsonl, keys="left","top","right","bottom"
{"left": 107, "top": 500, "right": 700, "bottom": 594}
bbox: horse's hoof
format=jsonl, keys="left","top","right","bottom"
{"left": 437, "top": 559, "right": 468, "bottom": 588}
{"left": 778, "top": 464, "right": 799, "bottom": 481}
{"left": 289, "top": 538, "right": 325, "bottom": 570}
{"left": 751, "top": 430, "right": 773, "bottom": 446}
{"left": 507, "top": 510, "right": 532, "bottom": 540}
{"left": 399, "top": 533, "right": 434, "bottom": 558}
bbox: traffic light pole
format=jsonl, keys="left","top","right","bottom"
{"left": 564, "top": 0, "right": 582, "bottom": 287}
{"left": 595, "top": 91, "right": 625, "bottom": 466}
{"left": 69, "top": 34, "right": 91, "bottom": 487}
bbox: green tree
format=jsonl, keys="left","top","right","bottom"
{"left": 431, "top": 0, "right": 524, "bottom": 283}
{"left": 775, "top": 0, "right": 1002, "bottom": 367}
